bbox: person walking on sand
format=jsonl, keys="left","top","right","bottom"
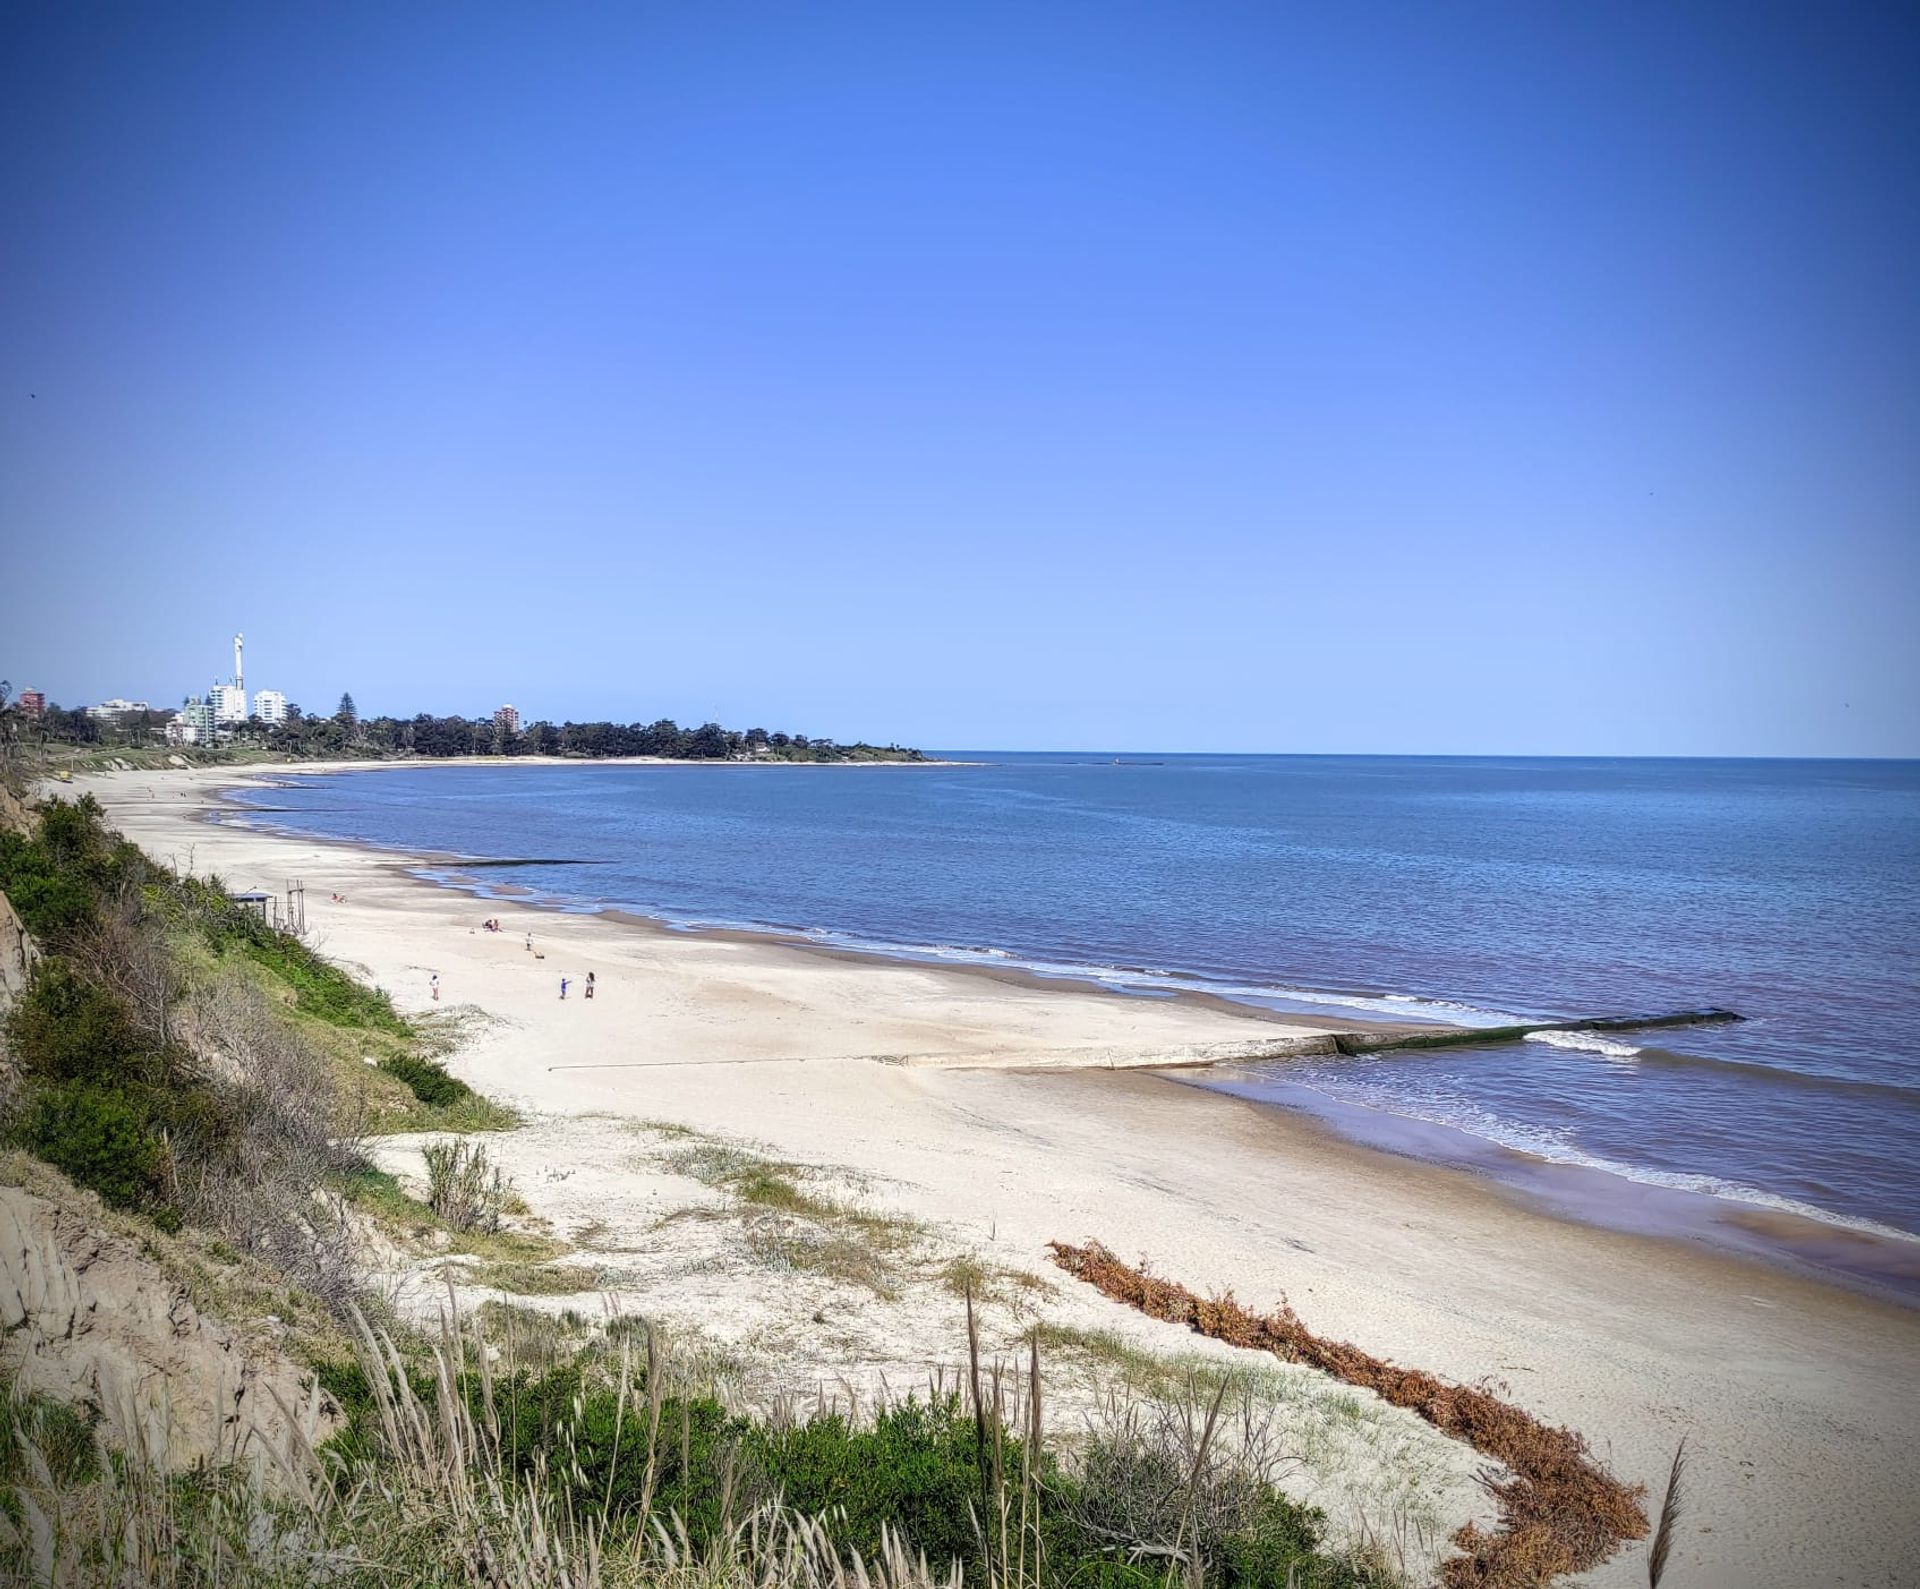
{"left": 430, "top": 973, "right": 440, "bottom": 1002}
{"left": 585, "top": 971, "right": 595, "bottom": 1000}
{"left": 526, "top": 933, "right": 533, "bottom": 953}
{"left": 559, "top": 976, "right": 569, "bottom": 1000}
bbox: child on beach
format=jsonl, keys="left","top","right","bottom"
{"left": 430, "top": 973, "right": 440, "bottom": 1001}
{"left": 559, "top": 976, "right": 569, "bottom": 1000}
{"left": 585, "top": 972, "right": 595, "bottom": 1000}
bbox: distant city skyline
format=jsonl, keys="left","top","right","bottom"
{"left": 6, "top": 614, "right": 1919, "bottom": 758}
{"left": 3, "top": 4, "right": 1915, "bottom": 757}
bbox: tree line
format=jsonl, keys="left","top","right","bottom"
{"left": 272, "top": 700, "right": 922, "bottom": 762}
{"left": 0, "top": 681, "right": 924, "bottom": 763}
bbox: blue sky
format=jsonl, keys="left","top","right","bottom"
{"left": 2, "top": 1, "right": 1915, "bottom": 755}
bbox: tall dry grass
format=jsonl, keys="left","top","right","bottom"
{"left": 2, "top": 1280, "right": 1385, "bottom": 1589}
{"left": 422, "top": 1137, "right": 509, "bottom": 1234}
{"left": 177, "top": 967, "right": 368, "bottom": 1311}
{"left": 1, "top": 1301, "right": 963, "bottom": 1589}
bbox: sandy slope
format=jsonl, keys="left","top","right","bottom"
{"left": 82, "top": 764, "right": 1920, "bottom": 1588}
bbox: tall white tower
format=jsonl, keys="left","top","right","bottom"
{"left": 210, "top": 632, "right": 249, "bottom": 724}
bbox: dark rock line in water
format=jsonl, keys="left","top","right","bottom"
{"left": 1332, "top": 1007, "right": 1743, "bottom": 1057}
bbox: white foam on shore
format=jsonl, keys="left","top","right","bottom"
{"left": 221, "top": 798, "right": 1530, "bottom": 1031}
{"left": 1525, "top": 1139, "right": 1920, "bottom": 1244}
{"left": 1267, "top": 1073, "right": 1920, "bottom": 1247}
{"left": 776, "top": 925, "right": 1523, "bottom": 1028}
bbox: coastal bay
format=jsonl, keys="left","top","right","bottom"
{"left": 78, "top": 761, "right": 1920, "bottom": 1589}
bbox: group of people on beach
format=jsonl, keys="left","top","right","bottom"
{"left": 453, "top": 916, "right": 597, "bottom": 1004}
{"left": 434, "top": 965, "right": 595, "bottom": 1001}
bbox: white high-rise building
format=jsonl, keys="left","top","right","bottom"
{"left": 210, "top": 683, "right": 248, "bottom": 723}
{"left": 253, "top": 689, "right": 288, "bottom": 724}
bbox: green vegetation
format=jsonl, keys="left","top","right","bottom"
{"left": 288, "top": 1327, "right": 1377, "bottom": 1589}
{"left": 658, "top": 1132, "right": 926, "bottom": 1297}
{"left": 0, "top": 794, "right": 148, "bottom": 941}
{"left": 2, "top": 687, "right": 925, "bottom": 765}
{"left": 0, "top": 1386, "right": 99, "bottom": 1492}
{"left": 6, "top": 957, "right": 153, "bottom": 1083}
{"left": 169, "top": 872, "right": 408, "bottom": 1033}
{"left": 262, "top": 710, "right": 925, "bottom": 763}
{"left": 4, "top": 952, "right": 225, "bottom": 1228}
{"left": 336, "top": 1164, "right": 569, "bottom": 1273}
{"left": 0, "top": 792, "right": 491, "bottom": 1251}
{"left": 421, "top": 1136, "right": 507, "bottom": 1233}
{"left": 20, "top": 1081, "right": 169, "bottom": 1216}
{"left": 0, "top": 787, "right": 1390, "bottom": 1589}
{"left": 378, "top": 1051, "right": 473, "bottom": 1106}
{"left": 466, "top": 1259, "right": 604, "bottom": 1295}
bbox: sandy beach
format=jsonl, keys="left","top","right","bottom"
{"left": 79, "top": 763, "right": 1920, "bottom": 1588}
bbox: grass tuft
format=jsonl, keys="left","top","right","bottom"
{"left": 655, "top": 1130, "right": 926, "bottom": 1298}
{"left": 465, "top": 1259, "right": 605, "bottom": 1296}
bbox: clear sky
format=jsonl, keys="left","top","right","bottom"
{"left": 2, "top": 1, "right": 1915, "bottom": 755}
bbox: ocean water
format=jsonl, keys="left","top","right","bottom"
{"left": 226, "top": 755, "right": 1920, "bottom": 1259}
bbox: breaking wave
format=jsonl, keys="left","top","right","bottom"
{"left": 1523, "top": 1029, "right": 1643, "bottom": 1060}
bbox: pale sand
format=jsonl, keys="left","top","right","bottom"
{"left": 79, "top": 764, "right": 1920, "bottom": 1587}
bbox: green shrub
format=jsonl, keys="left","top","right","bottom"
{"left": 4, "top": 960, "right": 151, "bottom": 1085}
{"left": 743, "top": 1398, "right": 996, "bottom": 1568}
{"left": 378, "top": 1053, "right": 472, "bottom": 1107}
{"left": 34, "top": 796, "right": 107, "bottom": 864}
{"left": 0, "top": 797, "right": 146, "bottom": 945}
{"left": 21, "top": 1083, "right": 168, "bottom": 1212}
{"left": 421, "top": 1138, "right": 506, "bottom": 1233}
{"left": 489, "top": 1369, "right": 743, "bottom": 1535}
{"left": 0, "top": 829, "right": 98, "bottom": 941}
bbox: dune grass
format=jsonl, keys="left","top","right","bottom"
{"left": 655, "top": 1131, "right": 927, "bottom": 1299}
{"left": 466, "top": 1259, "right": 606, "bottom": 1296}
{"left": 0, "top": 1292, "right": 1383, "bottom": 1589}
{"left": 337, "top": 1164, "right": 570, "bottom": 1270}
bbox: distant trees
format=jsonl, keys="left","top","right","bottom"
{"left": 0, "top": 685, "right": 920, "bottom": 766}
{"left": 277, "top": 712, "right": 922, "bottom": 763}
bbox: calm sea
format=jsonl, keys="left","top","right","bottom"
{"left": 227, "top": 755, "right": 1920, "bottom": 1270}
